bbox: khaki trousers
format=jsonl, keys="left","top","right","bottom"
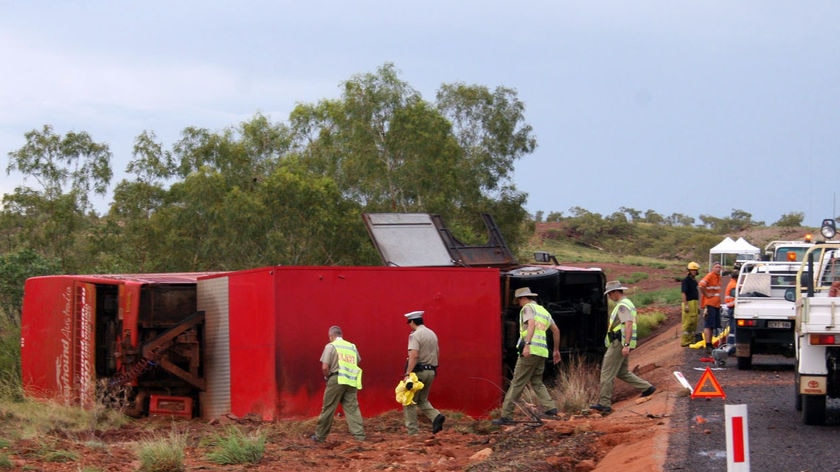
{"left": 314, "top": 376, "right": 365, "bottom": 441}
{"left": 597, "top": 340, "right": 652, "bottom": 407}
{"left": 499, "top": 354, "right": 556, "bottom": 419}
{"left": 403, "top": 369, "right": 441, "bottom": 434}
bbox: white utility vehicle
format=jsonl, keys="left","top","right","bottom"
{"left": 733, "top": 260, "right": 799, "bottom": 369}
{"left": 764, "top": 238, "right": 814, "bottom": 262}
{"left": 794, "top": 219, "right": 840, "bottom": 424}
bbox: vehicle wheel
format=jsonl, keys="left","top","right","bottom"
{"left": 801, "top": 395, "right": 827, "bottom": 425}
{"left": 506, "top": 266, "right": 560, "bottom": 282}
{"left": 794, "top": 373, "right": 802, "bottom": 411}
{"left": 736, "top": 355, "right": 752, "bottom": 370}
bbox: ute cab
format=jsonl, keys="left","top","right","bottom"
{"left": 764, "top": 237, "right": 814, "bottom": 262}
{"left": 766, "top": 220, "right": 840, "bottom": 263}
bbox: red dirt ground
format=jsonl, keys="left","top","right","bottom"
{"left": 5, "top": 264, "right": 684, "bottom": 472}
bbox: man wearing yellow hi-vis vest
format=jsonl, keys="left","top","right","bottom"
{"left": 493, "top": 287, "right": 561, "bottom": 426}
{"left": 312, "top": 325, "right": 365, "bottom": 442}
{"left": 590, "top": 281, "right": 655, "bottom": 414}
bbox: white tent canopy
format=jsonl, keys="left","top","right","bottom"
{"left": 734, "top": 237, "right": 760, "bottom": 254}
{"left": 708, "top": 237, "right": 760, "bottom": 270}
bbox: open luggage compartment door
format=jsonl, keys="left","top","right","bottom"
{"left": 363, "top": 213, "right": 516, "bottom": 267}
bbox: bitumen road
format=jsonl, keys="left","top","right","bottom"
{"left": 664, "top": 352, "right": 840, "bottom": 471}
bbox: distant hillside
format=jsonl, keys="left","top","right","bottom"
{"left": 728, "top": 226, "right": 816, "bottom": 250}
{"left": 527, "top": 221, "right": 817, "bottom": 266}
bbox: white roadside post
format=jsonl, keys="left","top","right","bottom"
{"left": 673, "top": 371, "right": 693, "bottom": 394}
{"left": 725, "top": 404, "right": 750, "bottom": 471}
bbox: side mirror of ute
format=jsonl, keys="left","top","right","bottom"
{"left": 533, "top": 251, "right": 559, "bottom": 265}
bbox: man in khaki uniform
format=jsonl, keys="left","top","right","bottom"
{"left": 311, "top": 325, "right": 365, "bottom": 442}
{"left": 493, "top": 287, "right": 561, "bottom": 425}
{"left": 402, "top": 310, "right": 445, "bottom": 435}
{"left": 590, "top": 281, "right": 655, "bottom": 414}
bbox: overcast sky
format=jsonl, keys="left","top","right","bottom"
{"left": 1, "top": 1, "right": 838, "bottom": 227}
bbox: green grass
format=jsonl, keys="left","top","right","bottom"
{"left": 631, "top": 287, "right": 681, "bottom": 307}
{"left": 138, "top": 431, "right": 186, "bottom": 472}
{"left": 0, "top": 397, "right": 130, "bottom": 441}
{"left": 41, "top": 448, "right": 79, "bottom": 463}
{"left": 624, "top": 271, "right": 650, "bottom": 284}
{"left": 205, "top": 426, "right": 266, "bottom": 465}
{"left": 637, "top": 311, "right": 667, "bottom": 339}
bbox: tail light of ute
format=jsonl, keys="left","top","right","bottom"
{"left": 737, "top": 319, "right": 757, "bottom": 328}
{"left": 810, "top": 334, "right": 839, "bottom": 345}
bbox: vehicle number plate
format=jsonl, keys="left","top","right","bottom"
{"left": 768, "top": 321, "right": 791, "bottom": 329}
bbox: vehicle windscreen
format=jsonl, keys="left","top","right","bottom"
{"left": 775, "top": 247, "right": 809, "bottom": 262}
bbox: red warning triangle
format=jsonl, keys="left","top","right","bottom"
{"left": 691, "top": 367, "right": 726, "bottom": 399}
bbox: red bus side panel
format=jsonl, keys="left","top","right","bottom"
{"left": 226, "top": 269, "right": 279, "bottom": 420}
{"left": 223, "top": 266, "right": 501, "bottom": 419}
{"left": 21, "top": 278, "right": 98, "bottom": 406}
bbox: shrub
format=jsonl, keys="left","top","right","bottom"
{"left": 138, "top": 431, "right": 186, "bottom": 472}
{"left": 206, "top": 426, "right": 266, "bottom": 465}
{"left": 0, "top": 317, "right": 22, "bottom": 402}
{"left": 555, "top": 355, "right": 600, "bottom": 413}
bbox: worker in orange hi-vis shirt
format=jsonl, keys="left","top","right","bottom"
{"left": 698, "top": 263, "right": 722, "bottom": 354}
{"left": 723, "top": 266, "right": 739, "bottom": 331}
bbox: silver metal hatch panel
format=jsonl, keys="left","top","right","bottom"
{"left": 363, "top": 213, "right": 455, "bottom": 267}
{"left": 363, "top": 213, "right": 516, "bottom": 268}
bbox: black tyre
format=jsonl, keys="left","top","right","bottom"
{"left": 736, "top": 355, "right": 752, "bottom": 370}
{"left": 801, "top": 394, "right": 827, "bottom": 425}
{"left": 506, "top": 266, "right": 560, "bottom": 282}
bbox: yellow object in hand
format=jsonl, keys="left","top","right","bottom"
{"left": 394, "top": 372, "right": 425, "bottom": 406}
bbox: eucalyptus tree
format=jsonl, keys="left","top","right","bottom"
{"left": 103, "top": 130, "right": 177, "bottom": 272}
{"left": 434, "top": 82, "right": 533, "bottom": 245}
{"left": 3, "top": 125, "right": 112, "bottom": 272}
{"left": 0, "top": 249, "right": 61, "bottom": 324}
{"left": 108, "top": 116, "right": 292, "bottom": 271}
{"left": 108, "top": 115, "right": 375, "bottom": 271}
{"left": 288, "top": 63, "right": 535, "bottom": 250}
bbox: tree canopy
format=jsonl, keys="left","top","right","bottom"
{"left": 1, "top": 63, "right": 537, "bottom": 297}
{"left": 0, "top": 63, "right": 819, "bottom": 323}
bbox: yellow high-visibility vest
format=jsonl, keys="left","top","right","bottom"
{"left": 605, "top": 298, "right": 638, "bottom": 349}
{"left": 519, "top": 302, "right": 551, "bottom": 358}
{"left": 332, "top": 338, "right": 362, "bottom": 389}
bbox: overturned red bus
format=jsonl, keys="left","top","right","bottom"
{"left": 20, "top": 268, "right": 501, "bottom": 419}
{"left": 20, "top": 213, "right": 607, "bottom": 420}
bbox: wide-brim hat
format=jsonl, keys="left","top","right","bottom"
{"left": 514, "top": 287, "right": 539, "bottom": 298}
{"left": 404, "top": 310, "right": 424, "bottom": 321}
{"left": 604, "top": 280, "right": 629, "bottom": 295}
